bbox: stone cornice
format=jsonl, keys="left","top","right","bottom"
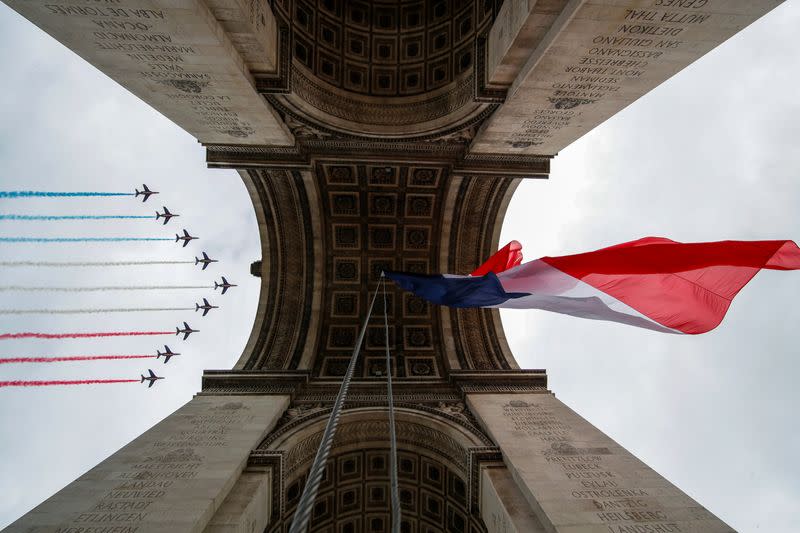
{"left": 450, "top": 369, "right": 549, "bottom": 393}
{"left": 205, "top": 141, "right": 550, "bottom": 178}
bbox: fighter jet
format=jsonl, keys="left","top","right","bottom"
{"left": 155, "top": 207, "right": 178, "bottom": 225}
{"left": 175, "top": 229, "right": 197, "bottom": 247}
{"left": 214, "top": 276, "right": 237, "bottom": 295}
{"left": 135, "top": 184, "right": 158, "bottom": 202}
{"left": 195, "top": 252, "right": 218, "bottom": 270}
{"left": 156, "top": 345, "right": 180, "bottom": 364}
{"left": 140, "top": 369, "right": 164, "bottom": 388}
{"left": 195, "top": 298, "right": 218, "bottom": 317}
{"left": 176, "top": 321, "right": 198, "bottom": 340}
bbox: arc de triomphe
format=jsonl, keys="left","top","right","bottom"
{"left": 2, "top": 1, "right": 781, "bottom": 532}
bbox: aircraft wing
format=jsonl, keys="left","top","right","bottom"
{"left": 148, "top": 369, "right": 157, "bottom": 379}
{"left": 202, "top": 308, "right": 209, "bottom": 317}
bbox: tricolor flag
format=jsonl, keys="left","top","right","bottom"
{"left": 386, "top": 237, "right": 800, "bottom": 334}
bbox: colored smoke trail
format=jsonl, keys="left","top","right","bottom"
{"left": 0, "top": 215, "right": 151, "bottom": 220}
{"left": 0, "top": 355, "right": 154, "bottom": 364}
{"left": 0, "top": 191, "right": 133, "bottom": 198}
{"left": 0, "top": 331, "right": 173, "bottom": 340}
{"left": 0, "top": 260, "right": 193, "bottom": 267}
{"left": 0, "top": 285, "right": 210, "bottom": 292}
{"left": 0, "top": 237, "right": 172, "bottom": 243}
{"left": 0, "top": 307, "right": 194, "bottom": 315}
{"left": 0, "top": 379, "right": 139, "bottom": 387}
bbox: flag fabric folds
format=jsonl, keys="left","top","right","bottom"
{"left": 470, "top": 240, "right": 523, "bottom": 276}
{"left": 386, "top": 237, "right": 800, "bottom": 334}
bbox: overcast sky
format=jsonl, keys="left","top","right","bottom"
{"left": 1, "top": 2, "right": 798, "bottom": 532}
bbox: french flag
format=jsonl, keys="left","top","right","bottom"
{"left": 385, "top": 237, "right": 800, "bottom": 334}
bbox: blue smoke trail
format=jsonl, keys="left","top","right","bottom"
{"left": 0, "top": 237, "right": 171, "bottom": 243}
{"left": 0, "top": 191, "right": 133, "bottom": 198}
{"left": 0, "top": 215, "right": 151, "bottom": 220}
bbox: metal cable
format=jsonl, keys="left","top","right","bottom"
{"left": 288, "top": 281, "right": 382, "bottom": 533}
{"left": 382, "top": 274, "right": 402, "bottom": 533}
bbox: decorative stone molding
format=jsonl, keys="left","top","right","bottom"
{"left": 450, "top": 370, "right": 549, "bottom": 394}
{"left": 236, "top": 170, "right": 318, "bottom": 370}
{"left": 199, "top": 370, "right": 310, "bottom": 395}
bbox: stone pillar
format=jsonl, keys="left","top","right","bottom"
{"left": 204, "top": 468, "right": 272, "bottom": 533}
{"left": 481, "top": 464, "right": 547, "bottom": 533}
{"left": 473, "top": 0, "right": 783, "bottom": 155}
{"left": 5, "top": 395, "right": 289, "bottom": 533}
{"left": 468, "top": 393, "right": 732, "bottom": 533}
{"left": 1, "top": 0, "right": 292, "bottom": 145}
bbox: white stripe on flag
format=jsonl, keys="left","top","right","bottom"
{"left": 493, "top": 260, "right": 682, "bottom": 334}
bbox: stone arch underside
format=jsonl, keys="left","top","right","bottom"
{"left": 235, "top": 165, "right": 522, "bottom": 374}
{"left": 267, "top": 0, "right": 501, "bottom": 139}
{"left": 255, "top": 407, "right": 498, "bottom": 533}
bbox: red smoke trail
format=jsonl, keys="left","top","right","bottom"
{"left": 0, "top": 355, "right": 154, "bottom": 364}
{"left": 0, "top": 379, "right": 139, "bottom": 387}
{"left": 0, "top": 331, "right": 172, "bottom": 340}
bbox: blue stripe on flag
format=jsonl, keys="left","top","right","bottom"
{"left": 384, "top": 271, "right": 529, "bottom": 308}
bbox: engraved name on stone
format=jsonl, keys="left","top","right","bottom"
{"left": 502, "top": 401, "right": 686, "bottom": 531}
{"left": 473, "top": 0, "right": 775, "bottom": 156}
{"left": 507, "top": 2, "right": 717, "bottom": 151}
{"left": 51, "top": 402, "right": 259, "bottom": 531}
{"left": 5, "top": 0, "right": 290, "bottom": 144}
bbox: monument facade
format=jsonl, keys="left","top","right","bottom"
{"left": 2, "top": 1, "right": 783, "bottom": 531}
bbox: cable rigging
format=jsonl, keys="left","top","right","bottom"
{"left": 288, "top": 274, "right": 401, "bottom": 533}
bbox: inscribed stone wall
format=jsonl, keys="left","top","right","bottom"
{"left": 468, "top": 393, "right": 733, "bottom": 532}
{"left": 473, "top": 0, "right": 782, "bottom": 155}
{"left": 5, "top": 395, "right": 289, "bottom": 533}
{"left": 2, "top": 0, "right": 292, "bottom": 145}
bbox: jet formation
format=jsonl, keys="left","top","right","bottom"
{"left": 131, "top": 185, "right": 233, "bottom": 390}
{"left": 135, "top": 184, "right": 158, "bottom": 202}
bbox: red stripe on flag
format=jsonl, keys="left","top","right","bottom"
{"left": 541, "top": 238, "right": 800, "bottom": 334}
{"left": 471, "top": 240, "right": 523, "bottom": 276}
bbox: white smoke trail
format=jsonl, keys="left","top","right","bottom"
{"left": 0, "top": 286, "right": 212, "bottom": 292}
{"left": 0, "top": 307, "right": 194, "bottom": 315}
{"left": 0, "top": 261, "right": 194, "bottom": 267}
